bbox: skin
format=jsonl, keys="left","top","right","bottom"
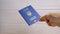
{"left": 40, "top": 14, "right": 60, "bottom": 27}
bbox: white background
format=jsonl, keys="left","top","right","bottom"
{"left": 0, "top": 0, "right": 60, "bottom": 34}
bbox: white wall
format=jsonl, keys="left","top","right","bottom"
{"left": 0, "top": 0, "right": 60, "bottom": 34}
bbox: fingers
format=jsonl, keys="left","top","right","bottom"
{"left": 40, "top": 17, "right": 47, "bottom": 21}
{"left": 40, "top": 15, "right": 56, "bottom": 27}
{"left": 40, "top": 16, "right": 52, "bottom": 26}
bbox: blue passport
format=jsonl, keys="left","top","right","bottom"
{"left": 19, "top": 5, "right": 40, "bottom": 25}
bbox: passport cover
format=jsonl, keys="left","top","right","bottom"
{"left": 19, "top": 5, "right": 40, "bottom": 25}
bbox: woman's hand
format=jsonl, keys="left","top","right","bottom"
{"left": 40, "top": 13, "right": 60, "bottom": 27}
